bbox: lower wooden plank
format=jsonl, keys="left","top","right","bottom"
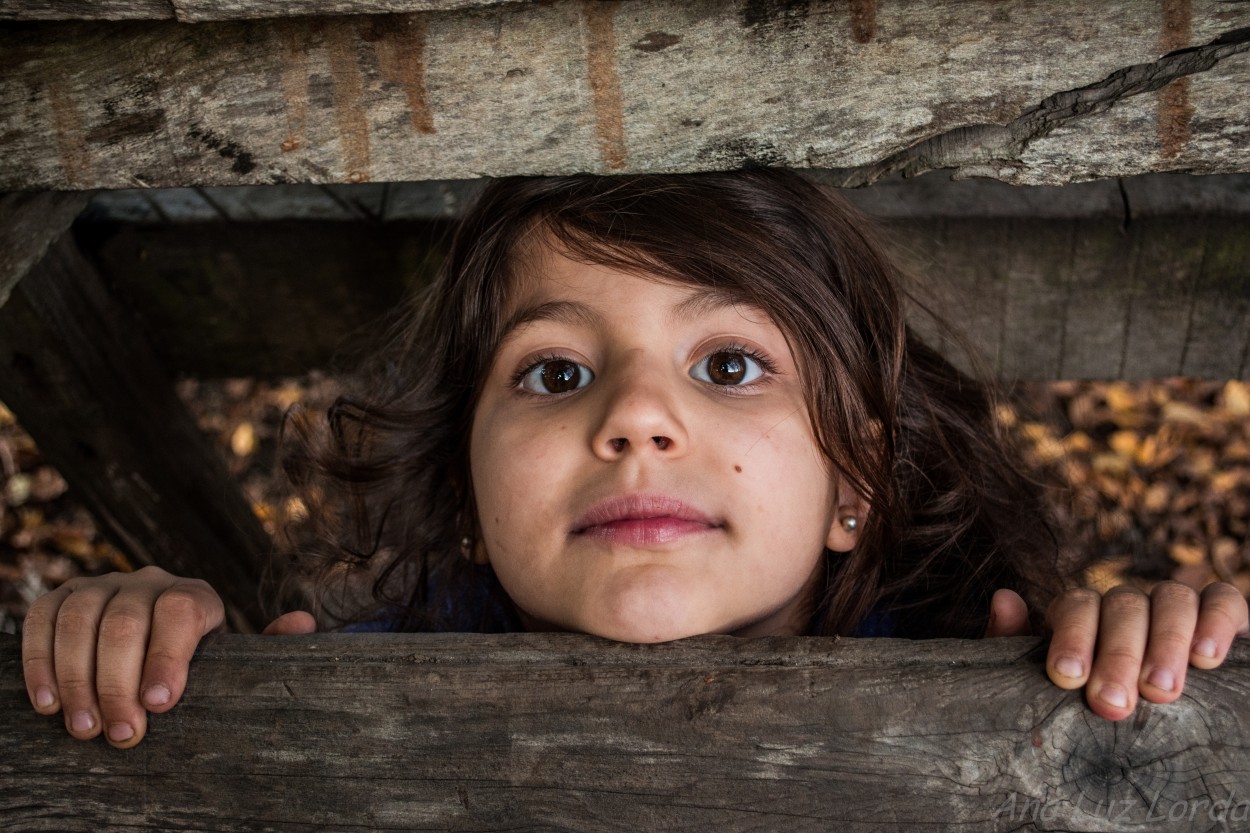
{"left": 0, "top": 231, "right": 300, "bottom": 633}
{"left": 2, "top": 633, "right": 1248, "bottom": 831}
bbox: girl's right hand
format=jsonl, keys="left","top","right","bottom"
{"left": 21, "top": 565, "right": 227, "bottom": 749}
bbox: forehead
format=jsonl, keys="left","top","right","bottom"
{"left": 502, "top": 224, "right": 771, "bottom": 330}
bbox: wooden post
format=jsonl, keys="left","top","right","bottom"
{"left": 0, "top": 196, "right": 300, "bottom": 633}
{"left": 2, "top": 632, "right": 1248, "bottom": 831}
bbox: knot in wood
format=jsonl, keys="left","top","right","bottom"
{"left": 1020, "top": 690, "right": 1248, "bottom": 828}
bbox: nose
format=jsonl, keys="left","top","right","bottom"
{"left": 591, "top": 353, "right": 687, "bottom": 461}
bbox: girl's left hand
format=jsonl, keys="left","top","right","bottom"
{"left": 983, "top": 582, "right": 1249, "bottom": 720}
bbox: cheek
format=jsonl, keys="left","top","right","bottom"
{"left": 731, "top": 423, "right": 836, "bottom": 542}
{"left": 470, "top": 407, "right": 572, "bottom": 538}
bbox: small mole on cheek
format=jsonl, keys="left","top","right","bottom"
{"left": 733, "top": 465, "right": 742, "bottom": 473}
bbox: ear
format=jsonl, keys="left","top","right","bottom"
{"left": 825, "top": 490, "right": 869, "bottom": 553}
{"left": 459, "top": 528, "right": 492, "bottom": 565}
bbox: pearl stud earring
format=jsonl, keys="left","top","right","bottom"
{"left": 840, "top": 516, "right": 859, "bottom": 533}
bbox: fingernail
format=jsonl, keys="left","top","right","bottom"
{"left": 35, "top": 686, "right": 54, "bottom": 708}
{"left": 1054, "top": 656, "right": 1084, "bottom": 679}
{"left": 1147, "top": 667, "right": 1175, "bottom": 692}
{"left": 143, "top": 684, "right": 170, "bottom": 707}
{"left": 107, "top": 723, "right": 134, "bottom": 742}
{"left": 1195, "top": 638, "right": 1217, "bottom": 658}
{"left": 1100, "top": 684, "right": 1129, "bottom": 709}
{"left": 71, "top": 711, "right": 95, "bottom": 733}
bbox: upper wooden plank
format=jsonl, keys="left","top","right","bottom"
{"left": 1, "top": 0, "right": 1248, "bottom": 190}
{"left": 3, "top": 632, "right": 1249, "bottom": 831}
{"left": 0, "top": 0, "right": 525, "bottom": 22}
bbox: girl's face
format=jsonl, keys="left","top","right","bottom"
{"left": 469, "top": 236, "right": 862, "bottom": 642}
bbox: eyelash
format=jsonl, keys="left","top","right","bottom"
{"left": 507, "top": 343, "right": 779, "bottom": 397}
{"left": 508, "top": 352, "right": 572, "bottom": 391}
{"left": 704, "top": 342, "right": 779, "bottom": 394}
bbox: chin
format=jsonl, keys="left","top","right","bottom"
{"left": 577, "top": 616, "right": 726, "bottom": 644}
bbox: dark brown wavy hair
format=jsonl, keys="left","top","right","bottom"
{"left": 273, "top": 168, "right": 1075, "bottom": 638}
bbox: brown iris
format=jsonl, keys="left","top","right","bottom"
{"left": 541, "top": 360, "right": 583, "bottom": 393}
{"left": 706, "top": 351, "right": 746, "bottom": 385}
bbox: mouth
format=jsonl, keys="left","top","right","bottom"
{"left": 571, "top": 494, "right": 722, "bottom": 546}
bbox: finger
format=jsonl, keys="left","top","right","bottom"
{"left": 1190, "top": 582, "right": 1250, "bottom": 670}
{"left": 1044, "top": 588, "right": 1100, "bottom": 690}
{"left": 53, "top": 582, "right": 119, "bottom": 740}
{"left": 21, "top": 582, "right": 76, "bottom": 716}
{"left": 983, "top": 589, "right": 1031, "bottom": 638}
{"left": 1086, "top": 586, "right": 1150, "bottom": 720}
{"left": 140, "top": 580, "right": 226, "bottom": 714}
{"left": 262, "top": 610, "right": 317, "bottom": 636}
{"left": 1137, "top": 581, "right": 1199, "bottom": 704}
{"left": 94, "top": 591, "right": 154, "bottom": 748}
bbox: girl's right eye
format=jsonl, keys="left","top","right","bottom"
{"left": 516, "top": 358, "right": 595, "bottom": 395}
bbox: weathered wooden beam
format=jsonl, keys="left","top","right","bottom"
{"left": 75, "top": 172, "right": 1250, "bottom": 380}
{"left": 2, "top": 633, "right": 1248, "bottom": 831}
{"left": 0, "top": 0, "right": 522, "bottom": 23}
{"left": 0, "top": 191, "right": 92, "bottom": 308}
{"left": 0, "top": 227, "right": 302, "bottom": 634}
{"left": 1, "top": 1, "right": 1247, "bottom": 191}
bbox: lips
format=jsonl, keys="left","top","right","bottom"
{"left": 572, "top": 494, "right": 722, "bottom": 546}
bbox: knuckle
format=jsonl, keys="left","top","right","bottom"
{"left": 53, "top": 607, "right": 100, "bottom": 640}
{"left": 1146, "top": 631, "right": 1194, "bottom": 658}
{"left": 95, "top": 676, "right": 140, "bottom": 704}
{"left": 143, "top": 646, "right": 185, "bottom": 669}
{"left": 1063, "top": 588, "right": 1102, "bottom": 608}
{"left": 154, "top": 587, "right": 202, "bottom": 616}
{"left": 22, "top": 650, "right": 52, "bottom": 669}
{"left": 1101, "top": 588, "right": 1149, "bottom": 616}
{"left": 1095, "top": 645, "right": 1144, "bottom": 667}
{"left": 22, "top": 603, "right": 56, "bottom": 632}
{"left": 1151, "top": 581, "right": 1199, "bottom": 607}
{"left": 55, "top": 673, "right": 96, "bottom": 700}
{"left": 1205, "top": 603, "right": 1244, "bottom": 631}
{"left": 98, "top": 609, "right": 150, "bottom": 643}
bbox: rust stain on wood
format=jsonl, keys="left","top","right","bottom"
{"left": 370, "top": 14, "right": 436, "bottom": 136}
{"left": 1158, "top": 0, "right": 1193, "bottom": 159}
{"left": 325, "top": 21, "right": 372, "bottom": 182}
{"left": 581, "top": 0, "right": 628, "bottom": 171}
{"left": 277, "top": 21, "right": 310, "bottom": 153}
{"left": 849, "top": 0, "right": 876, "bottom": 44}
{"left": 46, "top": 79, "right": 91, "bottom": 187}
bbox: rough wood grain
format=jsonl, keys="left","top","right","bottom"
{"left": 0, "top": 0, "right": 528, "bottom": 22}
{"left": 2, "top": 632, "right": 1248, "bottom": 831}
{"left": 1, "top": 1, "right": 1248, "bottom": 190}
{"left": 0, "top": 231, "right": 302, "bottom": 633}
{"left": 75, "top": 172, "right": 1250, "bottom": 380}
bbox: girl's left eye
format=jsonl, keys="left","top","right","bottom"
{"left": 516, "top": 358, "right": 595, "bottom": 394}
{"left": 690, "top": 349, "right": 768, "bottom": 386}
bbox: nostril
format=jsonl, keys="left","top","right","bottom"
{"left": 611, "top": 438, "right": 627, "bottom": 453}
{"left": 652, "top": 436, "right": 671, "bottom": 450}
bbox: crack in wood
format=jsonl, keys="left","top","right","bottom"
{"left": 815, "top": 25, "right": 1250, "bottom": 187}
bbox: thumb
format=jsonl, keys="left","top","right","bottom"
{"left": 262, "top": 610, "right": 318, "bottom": 636}
{"left": 983, "top": 589, "right": 1032, "bottom": 638}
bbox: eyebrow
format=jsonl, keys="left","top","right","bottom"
{"left": 498, "top": 287, "right": 747, "bottom": 345}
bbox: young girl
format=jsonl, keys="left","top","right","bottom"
{"left": 22, "top": 168, "right": 1248, "bottom": 749}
